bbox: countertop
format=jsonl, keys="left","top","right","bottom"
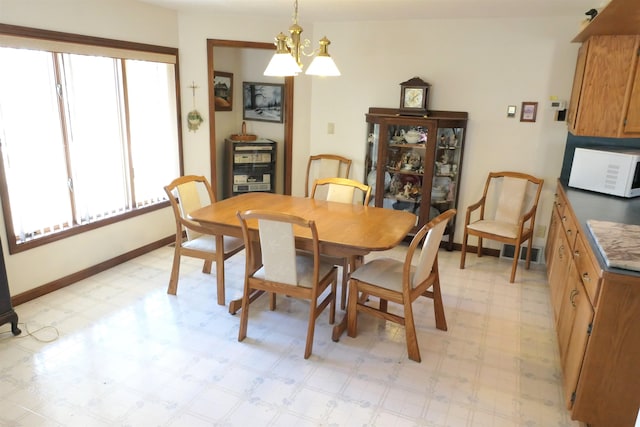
{"left": 586, "top": 220, "right": 640, "bottom": 272}
{"left": 560, "top": 180, "right": 640, "bottom": 278}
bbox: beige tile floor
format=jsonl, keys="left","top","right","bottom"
{"left": 0, "top": 244, "right": 581, "bottom": 427}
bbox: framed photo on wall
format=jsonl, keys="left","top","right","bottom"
{"left": 242, "top": 82, "right": 284, "bottom": 123}
{"left": 520, "top": 101, "right": 538, "bottom": 122}
{"left": 213, "top": 71, "right": 233, "bottom": 111}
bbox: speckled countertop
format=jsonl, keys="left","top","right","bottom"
{"left": 561, "top": 181, "right": 640, "bottom": 277}
{"left": 587, "top": 220, "right": 640, "bottom": 272}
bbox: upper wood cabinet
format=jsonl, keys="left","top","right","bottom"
{"left": 567, "top": 35, "right": 640, "bottom": 138}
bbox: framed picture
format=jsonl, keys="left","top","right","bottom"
{"left": 243, "top": 82, "right": 284, "bottom": 123}
{"left": 520, "top": 101, "right": 538, "bottom": 122}
{"left": 213, "top": 71, "right": 233, "bottom": 111}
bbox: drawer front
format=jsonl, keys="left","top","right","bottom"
{"left": 561, "top": 210, "right": 579, "bottom": 250}
{"left": 573, "top": 235, "right": 602, "bottom": 306}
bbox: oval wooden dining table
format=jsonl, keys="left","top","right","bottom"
{"left": 188, "top": 192, "right": 416, "bottom": 339}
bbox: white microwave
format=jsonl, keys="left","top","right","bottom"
{"left": 569, "top": 147, "right": 640, "bottom": 198}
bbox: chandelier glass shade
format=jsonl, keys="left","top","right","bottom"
{"left": 263, "top": 0, "right": 340, "bottom": 77}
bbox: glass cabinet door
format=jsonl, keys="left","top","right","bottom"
{"left": 432, "top": 127, "right": 463, "bottom": 217}
{"left": 366, "top": 117, "right": 437, "bottom": 229}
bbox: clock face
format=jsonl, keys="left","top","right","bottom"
{"left": 403, "top": 88, "right": 423, "bottom": 108}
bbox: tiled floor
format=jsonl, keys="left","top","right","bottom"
{"left": 0, "top": 244, "right": 581, "bottom": 427}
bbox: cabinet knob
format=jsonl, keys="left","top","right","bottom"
{"left": 582, "top": 272, "right": 591, "bottom": 282}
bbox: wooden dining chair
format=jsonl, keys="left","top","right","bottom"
{"left": 164, "top": 175, "right": 244, "bottom": 305}
{"left": 347, "top": 209, "right": 456, "bottom": 362}
{"left": 311, "top": 177, "right": 371, "bottom": 309}
{"left": 459, "top": 171, "right": 543, "bottom": 283}
{"left": 236, "top": 209, "right": 338, "bottom": 359}
{"left": 305, "top": 154, "right": 352, "bottom": 197}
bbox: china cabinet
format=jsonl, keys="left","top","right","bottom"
{"left": 364, "top": 108, "right": 468, "bottom": 248}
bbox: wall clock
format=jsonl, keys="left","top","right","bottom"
{"left": 399, "top": 77, "right": 430, "bottom": 116}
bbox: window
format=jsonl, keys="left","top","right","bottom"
{"left": 0, "top": 26, "right": 182, "bottom": 253}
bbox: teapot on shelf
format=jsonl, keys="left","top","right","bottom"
{"left": 401, "top": 128, "right": 421, "bottom": 144}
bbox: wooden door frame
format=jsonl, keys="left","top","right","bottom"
{"left": 206, "top": 39, "right": 293, "bottom": 195}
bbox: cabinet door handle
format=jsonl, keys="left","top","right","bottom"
{"left": 574, "top": 250, "right": 580, "bottom": 259}
{"left": 562, "top": 216, "right": 567, "bottom": 222}
{"left": 558, "top": 245, "right": 565, "bottom": 259}
{"left": 582, "top": 272, "right": 591, "bottom": 282}
{"left": 570, "top": 289, "right": 579, "bottom": 307}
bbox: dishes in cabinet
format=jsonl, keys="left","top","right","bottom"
{"left": 402, "top": 150, "right": 422, "bottom": 170}
{"left": 402, "top": 129, "right": 421, "bottom": 144}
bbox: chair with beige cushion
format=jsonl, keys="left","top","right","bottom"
{"left": 236, "top": 209, "right": 338, "bottom": 359}
{"left": 311, "top": 177, "right": 371, "bottom": 309}
{"left": 347, "top": 209, "right": 456, "bottom": 362}
{"left": 305, "top": 154, "right": 352, "bottom": 198}
{"left": 164, "top": 175, "right": 244, "bottom": 305}
{"left": 459, "top": 171, "right": 544, "bottom": 283}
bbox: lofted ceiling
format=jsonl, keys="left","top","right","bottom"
{"left": 137, "top": 0, "right": 605, "bottom": 22}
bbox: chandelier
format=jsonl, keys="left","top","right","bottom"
{"left": 263, "top": 0, "right": 340, "bottom": 77}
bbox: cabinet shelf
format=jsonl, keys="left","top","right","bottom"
{"left": 386, "top": 167, "right": 422, "bottom": 176}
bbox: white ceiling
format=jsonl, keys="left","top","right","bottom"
{"left": 137, "top": 0, "right": 605, "bottom": 22}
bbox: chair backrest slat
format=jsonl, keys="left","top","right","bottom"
{"left": 258, "top": 218, "right": 298, "bottom": 285}
{"left": 305, "top": 154, "right": 352, "bottom": 197}
{"left": 494, "top": 176, "right": 527, "bottom": 225}
{"left": 412, "top": 211, "right": 454, "bottom": 288}
{"left": 311, "top": 177, "right": 371, "bottom": 206}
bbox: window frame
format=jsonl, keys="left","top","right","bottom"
{"left": 0, "top": 23, "right": 183, "bottom": 254}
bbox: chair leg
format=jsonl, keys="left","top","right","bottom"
{"left": 238, "top": 281, "right": 251, "bottom": 342}
{"left": 304, "top": 297, "right": 317, "bottom": 359}
{"left": 431, "top": 279, "right": 448, "bottom": 331}
{"left": 477, "top": 237, "right": 483, "bottom": 257}
{"left": 379, "top": 298, "right": 388, "bottom": 313}
{"left": 216, "top": 242, "right": 225, "bottom": 306}
{"left": 510, "top": 244, "right": 520, "bottom": 283}
{"left": 460, "top": 230, "right": 468, "bottom": 269}
{"left": 347, "top": 279, "right": 359, "bottom": 338}
{"left": 329, "top": 277, "right": 337, "bottom": 324}
{"left": 167, "top": 246, "right": 181, "bottom": 295}
{"left": 403, "top": 298, "right": 421, "bottom": 363}
{"left": 202, "top": 260, "right": 212, "bottom": 274}
{"left": 340, "top": 258, "right": 349, "bottom": 310}
{"left": 525, "top": 239, "right": 533, "bottom": 270}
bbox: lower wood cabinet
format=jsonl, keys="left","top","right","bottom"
{"left": 546, "top": 181, "right": 640, "bottom": 427}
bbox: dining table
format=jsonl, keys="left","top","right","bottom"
{"left": 188, "top": 192, "right": 416, "bottom": 340}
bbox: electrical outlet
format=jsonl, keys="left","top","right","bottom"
{"left": 327, "top": 122, "right": 335, "bottom": 134}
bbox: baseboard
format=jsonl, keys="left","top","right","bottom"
{"left": 11, "top": 235, "right": 174, "bottom": 306}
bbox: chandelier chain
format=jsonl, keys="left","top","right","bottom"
{"left": 292, "top": 0, "right": 299, "bottom": 24}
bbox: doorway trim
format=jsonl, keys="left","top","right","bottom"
{"left": 206, "top": 39, "right": 293, "bottom": 195}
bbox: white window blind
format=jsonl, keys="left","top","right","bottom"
{"left": 0, "top": 28, "right": 181, "bottom": 253}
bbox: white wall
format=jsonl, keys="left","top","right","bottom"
{"left": 304, "top": 17, "right": 581, "bottom": 249}
{"left": 0, "top": 0, "right": 583, "bottom": 297}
